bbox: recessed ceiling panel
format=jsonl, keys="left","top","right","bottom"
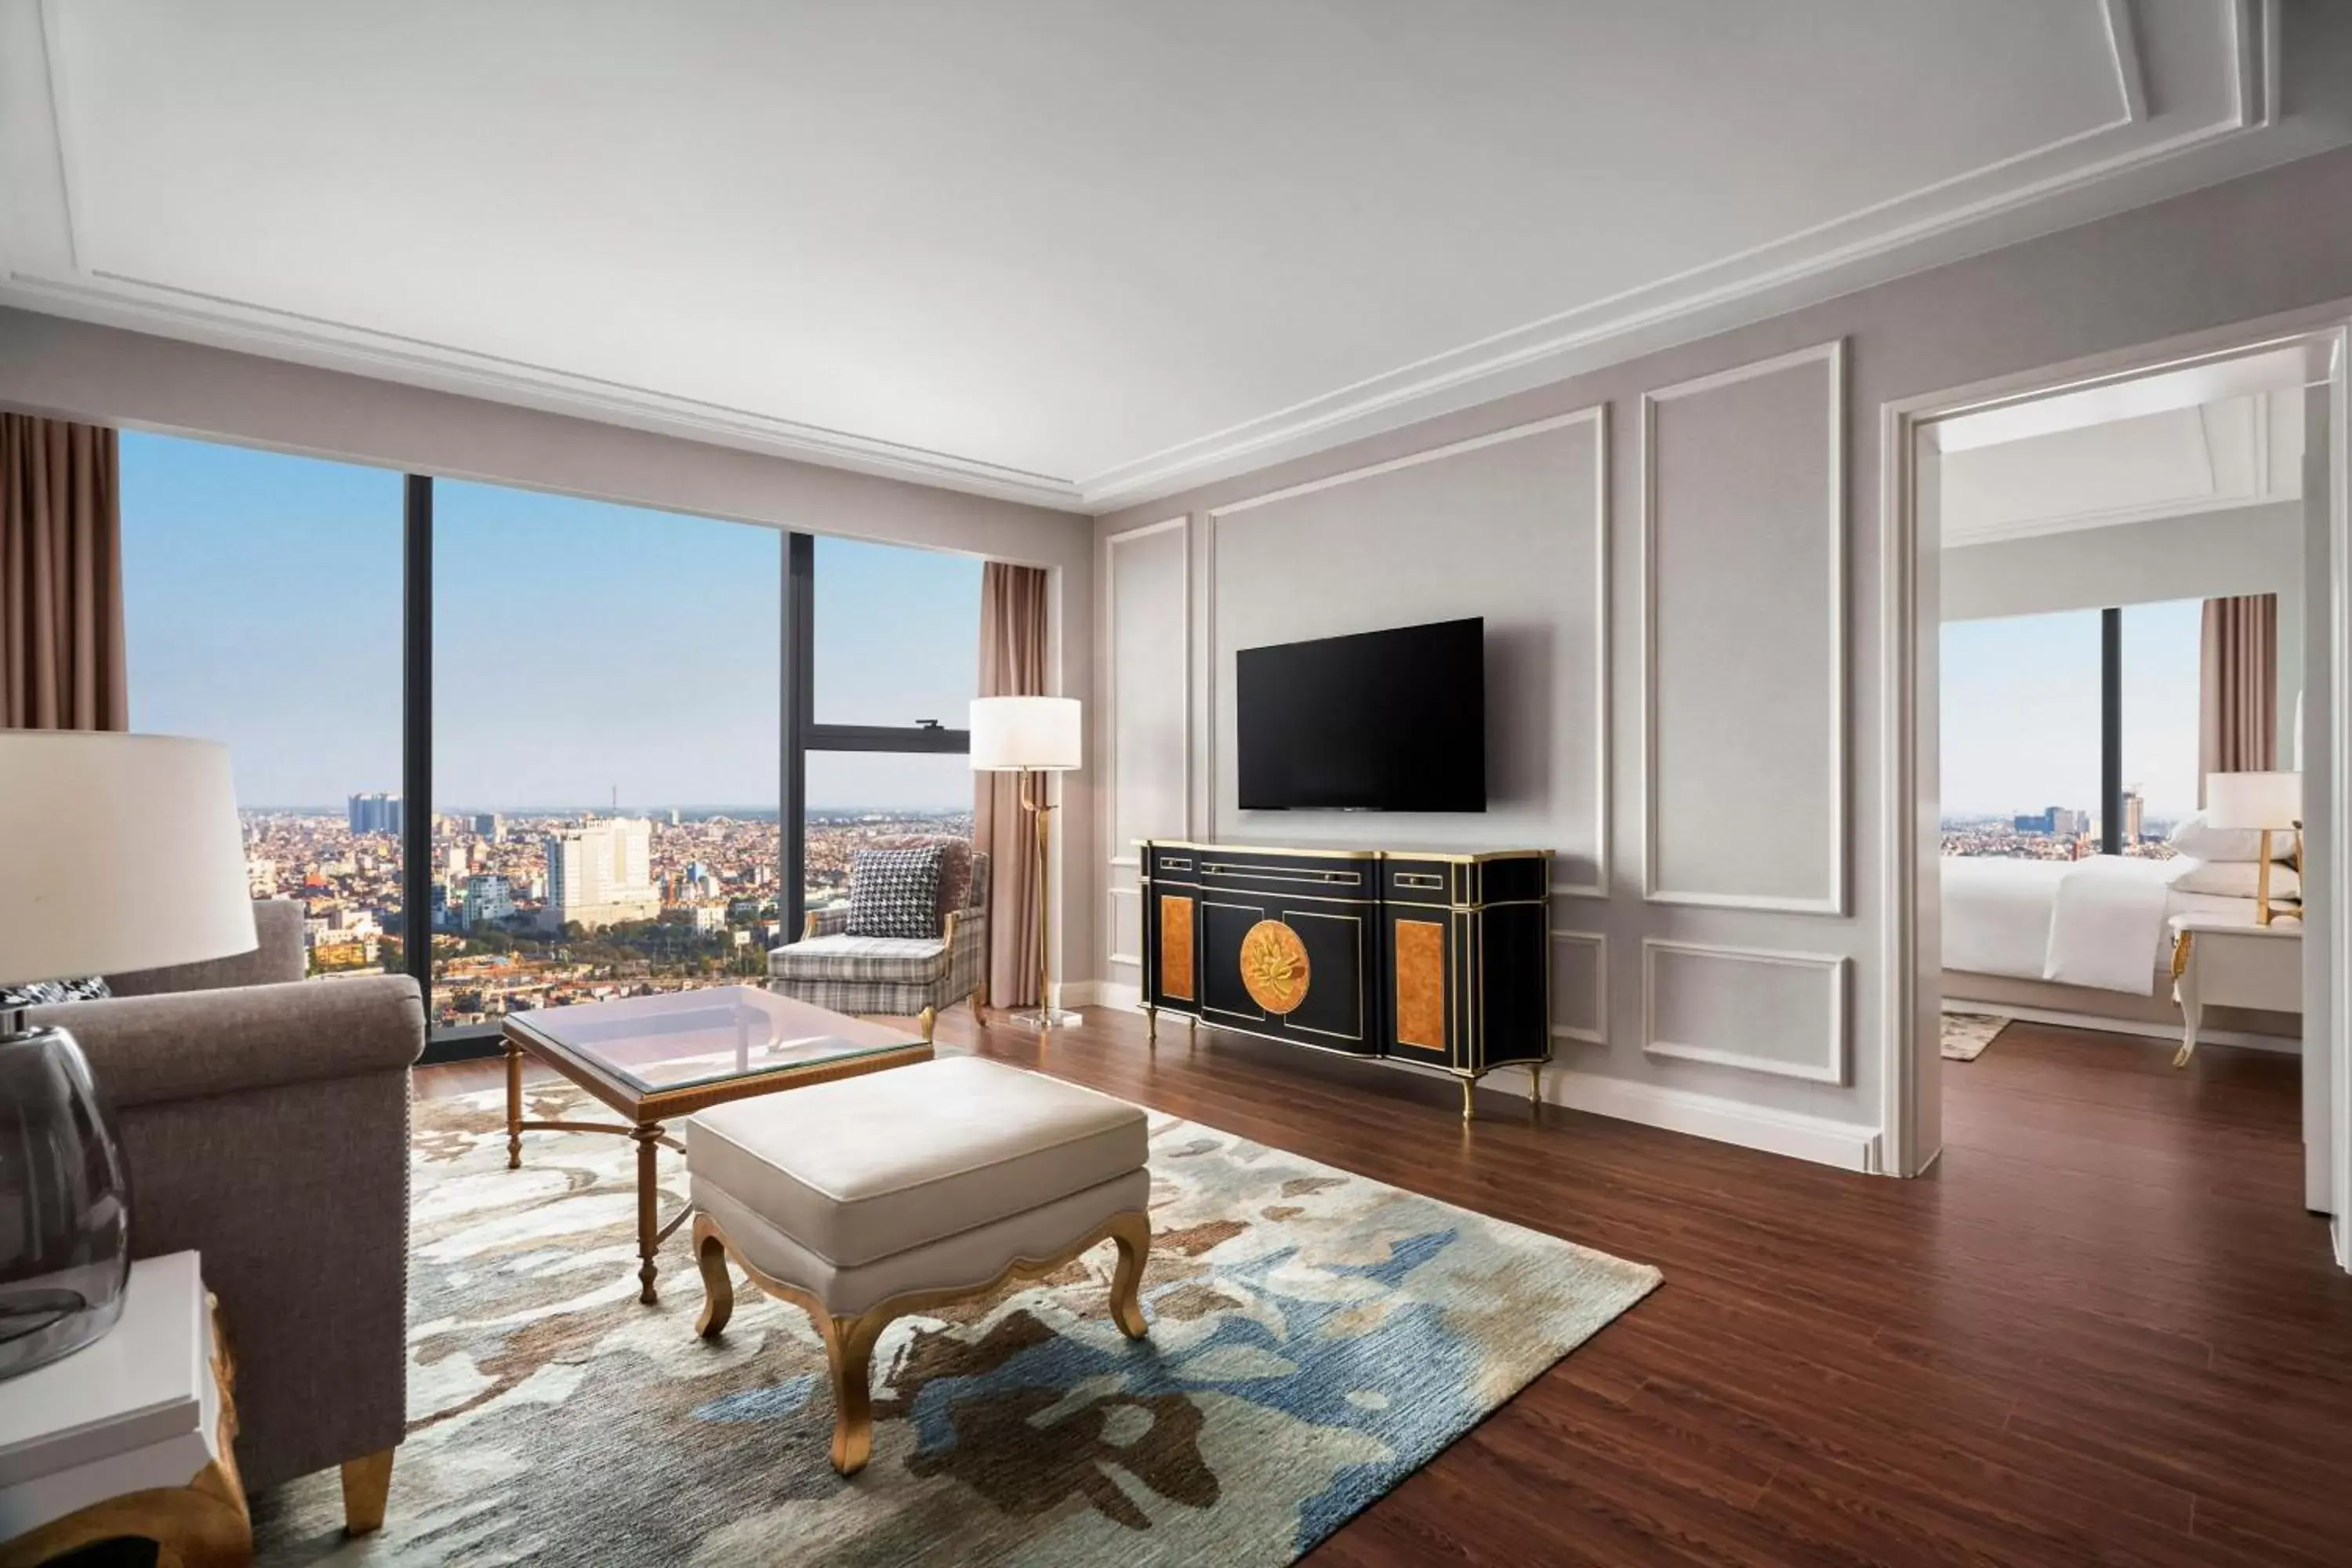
{"left": 0, "top": 1, "right": 2311, "bottom": 504}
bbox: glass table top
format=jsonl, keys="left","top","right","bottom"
{"left": 503, "top": 985, "right": 921, "bottom": 1095}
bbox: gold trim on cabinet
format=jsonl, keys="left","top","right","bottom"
{"left": 1280, "top": 908, "right": 1367, "bottom": 1044}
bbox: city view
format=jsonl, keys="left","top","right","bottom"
{"left": 245, "top": 800, "right": 973, "bottom": 1029}
{"left": 1940, "top": 794, "right": 2181, "bottom": 861}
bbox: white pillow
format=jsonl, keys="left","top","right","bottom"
{"left": 2167, "top": 811, "right": 2294, "bottom": 863}
{"left": 2171, "top": 858, "right": 2301, "bottom": 899}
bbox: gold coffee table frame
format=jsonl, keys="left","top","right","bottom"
{"left": 501, "top": 990, "right": 931, "bottom": 1304}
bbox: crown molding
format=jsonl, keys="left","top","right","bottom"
{"left": 5, "top": 1, "right": 2323, "bottom": 517}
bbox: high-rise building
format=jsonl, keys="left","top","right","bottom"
{"left": 542, "top": 818, "right": 660, "bottom": 932}
{"left": 2122, "top": 789, "right": 2145, "bottom": 844}
{"left": 347, "top": 792, "right": 403, "bottom": 835}
{"left": 463, "top": 873, "right": 514, "bottom": 928}
{"left": 472, "top": 812, "right": 504, "bottom": 843}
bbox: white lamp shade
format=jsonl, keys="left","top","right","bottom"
{"left": 0, "top": 732, "right": 256, "bottom": 987}
{"left": 2204, "top": 770, "right": 2301, "bottom": 830}
{"left": 969, "top": 697, "right": 1083, "bottom": 772}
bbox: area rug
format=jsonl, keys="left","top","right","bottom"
{"left": 250, "top": 1081, "right": 1659, "bottom": 1566}
{"left": 1942, "top": 1011, "right": 2010, "bottom": 1062}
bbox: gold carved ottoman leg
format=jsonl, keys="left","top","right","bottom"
{"left": 1108, "top": 1210, "right": 1152, "bottom": 1340}
{"left": 693, "top": 1217, "right": 735, "bottom": 1338}
{"left": 820, "top": 1311, "right": 888, "bottom": 1477}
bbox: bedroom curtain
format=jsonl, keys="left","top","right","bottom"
{"left": 2, "top": 413, "right": 127, "bottom": 731}
{"left": 2198, "top": 592, "right": 2277, "bottom": 804}
{"left": 976, "top": 561, "right": 1048, "bottom": 1007}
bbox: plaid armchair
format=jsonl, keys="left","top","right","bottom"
{"left": 768, "top": 844, "right": 989, "bottom": 1040}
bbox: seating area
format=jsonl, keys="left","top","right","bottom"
{"left": 7, "top": 10, "right": 2352, "bottom": 1566}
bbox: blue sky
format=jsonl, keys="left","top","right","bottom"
{"left": 122, "top": 432, "right": 982, "bottom": 810}
{"left": 1941, "top": 599, "right": 2203, "bottom": 822}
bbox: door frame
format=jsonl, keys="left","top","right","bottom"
{"left": 1878, "top": 302, "right": 2352, "bottom": 1266}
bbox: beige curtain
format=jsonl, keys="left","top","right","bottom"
{"left": 2198, "top": 592, "right": 2277, "bottom": 804}
{"left": 976, "top": 561, "right": 1048, "bottom": 1007}
{"left": 2, "top": 413, "right": 126, "bottom": 731}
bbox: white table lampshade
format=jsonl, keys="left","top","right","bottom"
{"left": 2204, "top": 770, "right": 2301, "bottom": 833}
{"left": 0, "top": 731, "right": 257, "bottom": 987}
{"left": 968, "top": 697, "right": 1082, "bottom": 773}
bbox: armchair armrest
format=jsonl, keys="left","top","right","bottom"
{"left": 35, "top": 975, "right": 425, "bottom": 1112}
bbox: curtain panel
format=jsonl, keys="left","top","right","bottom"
{"left": 975, "top": 561, "right": 1048, "bottom": 1007}
{"left": 2, "top": 414, "right": 127, "bottom": 731}
{"left": 2198, "top": 592, "right": 2278, "bottom": 804}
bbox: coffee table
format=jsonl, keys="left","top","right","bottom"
{"left": 501, "top": 985, "right": 930, "bottom": 1303}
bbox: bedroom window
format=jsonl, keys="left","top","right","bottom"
{"left": 1943, "top": 596, "right": 2214, "bottom": 860}
{"left": 1941, "top": 608, "right": 2103, "bottom": 859}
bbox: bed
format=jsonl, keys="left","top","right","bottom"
{"left": 1940, "top": 855, "right": 2297, "bottom": 1042}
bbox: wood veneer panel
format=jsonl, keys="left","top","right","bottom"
{"left": 1160, "top": 893, "right": 1195, "bottom": 1001}
{"left": 1393, "top": 918, "right": 1445, "bottom": 1050}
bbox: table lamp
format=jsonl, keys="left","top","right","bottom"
{"left": 0, "top": 731, "right": 256, "bottom": 1377}
{"left": 2204, "top": 769, "right": 2302, "bottom": 926}
{"left": 970, "top": 697, "right": 1083, "bottom": 1032}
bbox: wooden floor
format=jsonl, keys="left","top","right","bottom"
{"left": 419, "top": 1009, "right": 2352, "bottom": 1566}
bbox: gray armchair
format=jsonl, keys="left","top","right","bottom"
{"left": 768, "top": 844, "right": 990, "bottom": 1040}
{"left": 24, "top": 899, "right": 424, "bottom": 1533}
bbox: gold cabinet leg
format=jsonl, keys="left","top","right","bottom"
{"left": 822, "top": 1312, "right": 886, "bottom": 1477}
{"left": 1530, "top": 1062, "right": 1544, "bottom": 1119}
{"left": 1186, "top": 1014, "right": 1198, "bottom": 1049}
{"left": 340, "top": 1448, "right": 395, "bottom": 1536}
{"left": 504, "top": 1043, "right": 524, "bottom": 1169}
{"left": 918, "top": 1004, "right": 937, "bottom": 1044}
{"left": 631, "top": 1123, "right": 664, "bottom": 1304}
{"left": 1460, "top": 1076, "right": 1475, "bottom": 1122}
{"left": 1145, "top": 1004, "right": 1157, "bottom": 1046}
{"left": 1107, "top": 1211, "right": 1152, "bottom": 1340}
{"left": 693, "top": 1216, "right": 735, "bottom": 1338}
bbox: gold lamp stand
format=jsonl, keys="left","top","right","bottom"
{"left": 971, "top": 695, "right": 1084, "bottom": 1033}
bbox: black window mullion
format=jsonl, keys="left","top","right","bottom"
{"left": 2101, "top": 605, "right": 2122, "bottom": 857}
{"left": 782, "top": 532, "right": 813, "bottom": 940}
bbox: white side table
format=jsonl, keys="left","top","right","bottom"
{"left": 2168, "top": 912, "right": 2303, "bottom": 1068}
{"left": 0, "top": 1252, "right": 249, "bottom": 1567}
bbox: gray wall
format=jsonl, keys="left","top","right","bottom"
{"left": 0, "top": 308, "right": 1102, "bottom": 993}
{"left": 1942, "top": 502, "right": 2307, "bottom": 750}
{"left": 1093, "top": 141, "right": 2352, "bottom": 1171}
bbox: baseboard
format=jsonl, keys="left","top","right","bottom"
{"left": 1530, "top": 1065, "right": 1883, "bottom": 1174}
{"left": 1942, "top": 997, "right": 2301, "bottom": 1056}
{"left": 1064, "top": 981, "right": 1142, "bottom": 1011}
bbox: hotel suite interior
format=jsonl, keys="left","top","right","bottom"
{"left": 5, "top": 5, "right": 2352, "bottom": 1566}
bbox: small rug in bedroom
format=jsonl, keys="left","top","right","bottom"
{"left": 1943, "top": 1011, "right": 2011, "bottom": 1062}
{"left": 250, "top": 1083, "right": 1661, "bottom": 1566}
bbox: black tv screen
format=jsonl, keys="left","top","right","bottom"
{"left": 1237, "top": 618, "right": 1485, "bottom": 811}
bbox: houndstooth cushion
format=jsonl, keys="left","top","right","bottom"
{"left": 845, "top": 847, "right": 944, "bottom": 939}
{"left": 0, "top": 975, "right": 112, "bottom": 1007}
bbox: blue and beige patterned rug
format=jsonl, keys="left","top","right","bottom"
{"left": 253, "top": 1077, "right": 1659, "bottom": 1565}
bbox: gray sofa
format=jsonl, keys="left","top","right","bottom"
{"left": 24, "top": 898, "right": 425, "bottom": 1531}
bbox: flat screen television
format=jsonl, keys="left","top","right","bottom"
{"left": 1236, "top": 617, "right": 1485, "bottom": 811}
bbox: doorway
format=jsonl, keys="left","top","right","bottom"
{"left": 1884, "top": 314, "right": 2351, "bottom": 1266}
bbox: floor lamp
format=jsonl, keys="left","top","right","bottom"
{"left": 971, "top": 696, "right": 1083, "bottom": 1031}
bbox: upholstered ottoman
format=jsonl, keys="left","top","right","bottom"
{"left": 686, "top": 1055, "right": 1153, "bottom": 1475}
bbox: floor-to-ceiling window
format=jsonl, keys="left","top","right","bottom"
{"left": 120, "top": 431, "right": 407, "bottom": 975}
{"left": 797, "top": 536, "right": 980, "bottom": 915}
{"left": 117, "top": 430, "right": 993, "bottom": 1053}
{"left": 1943, "top": 597, "right": 2205, "bottom": 858}
{"left": 1941, "top": 608, "right": 2103, "bottom": 858}
{"left": 428, "top": 482, "right": 782, "bottom": 1031}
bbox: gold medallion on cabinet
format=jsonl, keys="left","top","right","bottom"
{"left": 1239, "top": 920, "right": 1311, "bottom": 1014}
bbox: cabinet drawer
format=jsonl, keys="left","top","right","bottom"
{"left": 1196, "top": 848, "right": 1377, "bottom": 904}
{"left": 1383, "top": 858, "right": 1454, "bottom": 906}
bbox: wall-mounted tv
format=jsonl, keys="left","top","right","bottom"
{"left": 1236, "top": 617, "right": 1485, "bottom": 811}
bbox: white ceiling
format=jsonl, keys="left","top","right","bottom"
{"left": 0, "top": 2, "right": 2343, "bottom": 510}
{"left": 1940, "top": 385, "right": 2306, "bottom": 547}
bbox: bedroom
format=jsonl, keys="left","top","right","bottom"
{"left": 1936, "top": 345, "right": 2318, "bottom": 1107}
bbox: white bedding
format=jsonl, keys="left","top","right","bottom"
{"left": 1941, "top": 856, "right": 2255, "bottom": 995}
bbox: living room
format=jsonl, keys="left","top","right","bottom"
{"left": 7, "top": 5, "right": 2352, "bottom": 1565}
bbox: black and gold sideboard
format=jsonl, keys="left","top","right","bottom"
{"left": 1137, "top": 840, "right": 1552, "bottom": 1119}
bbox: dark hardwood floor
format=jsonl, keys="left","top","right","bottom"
{"left": 419, "top": 1009, "right": 2352, "bottom": 1566}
